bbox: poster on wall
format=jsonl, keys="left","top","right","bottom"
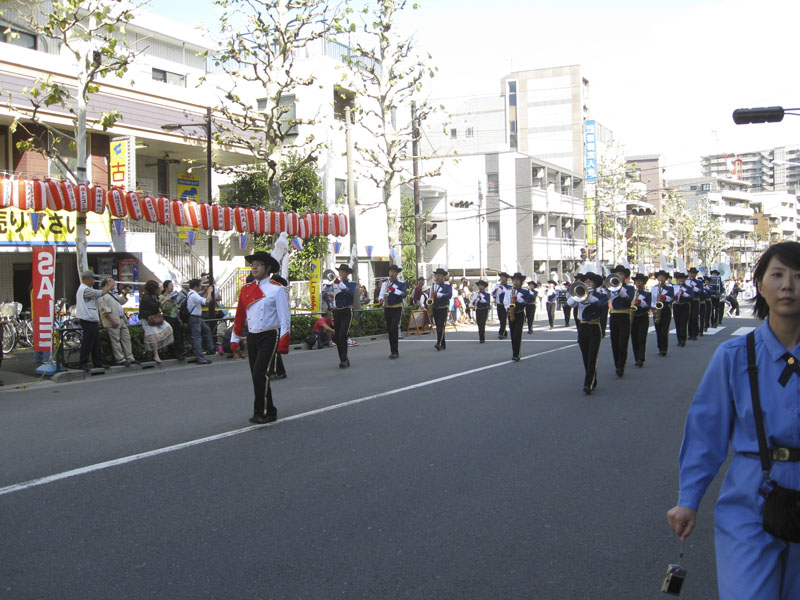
{"left": 32, "top": 246, "right": 55, "bottom": 352}
{"left": 177, "top": 173, "right": 200, "bottom": 240}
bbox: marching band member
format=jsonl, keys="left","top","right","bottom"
{"left": 630, "top": 273, "right": 652, "bottom": 368}
{"left": 268, "top": 274, "right": 289, "bottom": 381}
{"left": 331, "top": 263, "right": 357, "bottom": 368}
{"left": 545, "top": 280, "right": 558, "bottom": 329}
{"left": 472, "top": 280, "right": 491, "bottom": 343}
{"left": 504, "top": 272, "right": 532, "bottom": 362}
{"left": 709, "top": 268, "right": 724, "bottom": 327}
{"left": 379, "top": 264, "right": 407, "bottom": 359}
{"left": 571, "top": 273, "right": 584, "bottom": 327}
{"left": 686, "top": 267, "right": 702, "bottom": 340}
{"left": 701, "top": 277, "right": 714, "bottom": 332}
{"left": 233, "top": 251, "right": 290, "bottom": 425}
{"left": 567, "top": 272, "right": 608, "bottom": 395}
{"left": 651, "top": 269, "right": 675, "bottom": 356}
{"left": 607, "top": 265, "right": 635, "bottom": 378}
{"left": 525, "top": 280, "right": 539, "bottom": 334}
{"left": 430, "top": 268, "right": 452, "bottom": 350}
{"left": 672, "top": 271, "right": 694, "bottom": 347}
{"left": 555, "top": 280, "right": 571, "bottom": 326}
{"left": 491, "top": 272, "right": 511, "bottom": 339}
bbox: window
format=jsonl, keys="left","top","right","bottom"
{"left": 488, "top": 221, "right": 500, "bottom": 242}
{"left": 2, "top": 29, "right": 37, "bottom": 50}
{"left": 487, "top": 172, "right": 499, "bottom": 195}
{"left": 333, "top": 87, "right": 356, "bottom": 121}
{"left": 152, "top": 68, "right": 186, "bottom": 87}
{"left": 465, "top": 127, "right": 474, "bottom": 138}
{"left": 701, "top": 183, "right": 711, "bottom": 191}
{"left": 450, "top": 128, "right": 457, "bottom": 139}
{"left": 335, "top": 178, "right": 346, "bottom": 204}
{"left": 508, "top": 81, "right": 517, "bottom": 107}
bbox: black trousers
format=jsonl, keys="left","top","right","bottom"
{"left": 433, "top": 306, "right": 448, "bottom": 348}
{"left": 600, "top": 306, "right": 609, "bottom": 337}
{"left": 562, "top": 303, "right": 571, "bottom": 326}
{"left": 727, "top": 295, "right": 740, "bottom": 315}
{"left": 525, "top": 304, "right": 536, "bottom": 332}
{"left": 79, "top": 319, "right": 103, "bottom": 368}
{"left": 509, "top": 309, "right": 525, "bottom": 358}
{"left": 496, "top": 304, "right": 508, "bottom": 338}
{"left": 269, "top": 352, "right": 286, "bottom": 377}
{"left": 546, "top": 302, "right": 556, "bottom": 328}
{"left": 578, "top": 322, "right": 602, "bottom": 389}
{"left": 333, "top": 307, "right": 352, "bottom": 363}
{"left": 384, "top": 305, "right": 402, "bottom": 354}
{"left": 711, "top": 298, "right": 723, "bottom": 327}
{"left": 164, "top": 315, "right": 184, "bottom": 358}
{"left": 475, "top": 307, "right": 488, "bottom": 342}
{"left": 630, "top": 313, "right": 649, "bottom": 364}
{"left": 248, "top": 329, "right": 278, "bottom": 418}
{"left": 703, "top": 300, "right": 712, "bottom": 330}
{"left": 609, "top": 312, "right": 631, "bottom": 370}
{"left": 673, "top": 303, "right": 690, "bottom": 345}
{"left": 688, "top": 299, "right": 700, "bottom": 339}
{"left": 654, "top": 305, "right": 672, "bottom": 354}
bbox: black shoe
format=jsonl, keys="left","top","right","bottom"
{"left": 659, "top": 351, "right": 667, "bottom": 357}
{"left": 616, "top": 368, "right": 624, "bottom": 378}
{"left": 390, "top": 353, "right": 399, "bottom": 359}
{"left": 176, "top": 355, "right": 185, "bottom": 362}
{"left": 249, "top": 413, "right": 277, "bottom": 425}
{"left": 512, "top": 356, "right": 520, "bottom": 362}
{"left": 435, "top": 344, "right": 441, "bottom": 351}
{"left": 270, "top": 372, "right": 287, "bottom": 380}
{"left": 339, "top": 361, "right": 350, "bottom": 368}
{"left": 498, "top": 335, "right": 504, "bottom": 340}
{"left": 79, "top": 363, "right": 91, "bottom": 372}
{"left": 583, "top": 385, "right": 592, "bottom": 395}
{"left": 196, "top": 358, "right": 211, "bottom": 365}
{"left": 479, "top": 340, "right": 485, "bottom": 343}
{"left": 528, "top": 329, "right": 533, "bottom": 334}
{"left": 635, "top": 361, "right": 643, "bottom": 367}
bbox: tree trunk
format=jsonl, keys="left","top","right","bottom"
{"left": 75, "top": 51, "right": 90, "bottom": 275}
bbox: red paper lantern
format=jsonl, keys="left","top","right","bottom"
{"left": 106, "top": 187, "right": 127, "bottom": 217}
{"left": 0, "top": 178, "right": 13, "bottom": 208}
{"left": 183, "top": 201, "right": 200, "bottom": 228}
{"left": 285, "top": 211, "right": 299, "bottom": 236}
{"left": 125, "top": 191, "right": 143, "bottom": 220}
{"left": 141, "top": 195, "right": 158, "bottom": 222}
{"left": 75, "top": 183, "right": 90, "bottom": 213}
{"left": 156, "top": 197, "right": 170, "bottom": 225}
{"left": 170, "top": 200, "right": 186, "bottom": 226}
{"left": 253, "top": 209, "right": 267, "bottom": 234}
{"left": 198, "top": 203, "right": 212, "bottom": 230}
{"left": 89, "top": 185, "right": 106, "bottom": 214}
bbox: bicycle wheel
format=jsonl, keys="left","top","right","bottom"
{"left": 22, "top": 319, "right": 34, "bottom": 346}
{"left": 2, "top": 322, "right": 16, "bottom": 354}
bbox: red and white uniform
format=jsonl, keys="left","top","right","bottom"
{"left": 233, "top": 278, "right": 291, "bottom": 353}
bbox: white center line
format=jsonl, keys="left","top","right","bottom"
{"left": 0, "top": 342, "right": 576, "bottom": 497}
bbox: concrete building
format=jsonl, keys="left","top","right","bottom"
{"left": 701, "top": 146, "right": 800, "bottom": 193}
{"left": 625, "top": 154, "right": 668, "bottom": 216}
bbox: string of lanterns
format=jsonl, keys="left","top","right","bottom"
{"left": 0, "top": 177, "right": 349, "bottom": 239}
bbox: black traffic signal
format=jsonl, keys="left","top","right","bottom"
{"left": 449, "top": 200, "right": 473, "bottom": 208}
{"left": 587, "top": 247, "right": 597, "bottom": 261}
{"left": 580, "top": 247, "right": 587, "bottom": 260}
{"left": 732, "top": 106, "right": 785, "bottom": 125}
{"left": 425, "top": 222, "right": 438, "bottom": 244}
{"left": 630, "top": 206, "right": 654, "bottom": 216}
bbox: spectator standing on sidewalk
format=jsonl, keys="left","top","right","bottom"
{"left": 99, "top": 279, "right": 135, "bottom": 366}
{"left": 186, "top": 278, "right": 213, "bottom": 365}
{"left": 76, "top": 270, "right": 114, "bottom": 371}
{"left": 159, "top": 280, "right": 185, "bottom": 361}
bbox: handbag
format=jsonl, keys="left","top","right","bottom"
{"left": 147, "top": 313, "right": 164, "bottom": 326}
{"left": 745, "top": 331, "right": 800, "bottom": 543}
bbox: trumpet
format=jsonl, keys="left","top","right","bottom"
{"left": 603, "top": 274, "right": 622, "bottom": 292}
{"left": 567, "top": 281, "right": 589, "bottom": 303}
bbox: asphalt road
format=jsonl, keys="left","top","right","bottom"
{"left": 0, "top": 314, "right": 761, "bottom": 599}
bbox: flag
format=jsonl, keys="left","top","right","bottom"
{"left": 333, "top": 241, "right": 342, "bottom": 254}
{"left": 365, "top": 245, "right": 374, "bottom": 259}
{"left": 112, "top": 219, "right": 124, "bottom": 237}
{"left": 291, "top": 237, "right": 303, "bottom": 251}
{"left": 186, "top": 230, "right": 197, "bottom": 246}
{"left": 238, "top": 235, "right": 247, "bottom": 250}
{"left": 30, "top": 212, "right": 43, "bottom": 232}
{"left": 389, "top": 248, "right": 397, "bottom": 262}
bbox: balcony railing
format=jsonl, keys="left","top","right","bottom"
{"left": 126, "top": 219, "right": 208, "bottom": 279}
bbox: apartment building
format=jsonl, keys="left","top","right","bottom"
{"left": 701, "top": 146, "right": 800, "bottom": 193}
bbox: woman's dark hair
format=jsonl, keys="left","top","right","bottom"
{"left": 162, "top": 280, "right": 172, "bottom": 294}
{"left": 752, "top": 241, "right": 800, "bottom": 319}
{"left": 144, "top": 280, "right": 160, "bottom": 295}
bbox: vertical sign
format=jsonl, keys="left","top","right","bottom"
{"left": 110, "top": 136, "right": 136, "bottom": 190}
{"left": 584, "top": 120, "right": 598, "bottom": 246}
{"left": 309, "top": 259, "right": 321, "bottom": 314}
{"left": 32, "top": 246, "right": 56, "bottom": 352}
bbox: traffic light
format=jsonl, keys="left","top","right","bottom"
{"left": 587, "top": 247, "right": 597, "bottom": 261}
{"left": 630, "top": 206, "right": 654, "bottom": 216}
{"left": 580, "top": 247, "right": 587, "bottom": 260}
{"left": 425, "top": 222, "right": 438, "bottom": 244}
{"left": 732, "top": 106, "right": 785, "bottom": 125}
{"left": 449, "top": 200, "right": 474, "bottom": 208}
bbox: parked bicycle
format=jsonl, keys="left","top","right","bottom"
{"left": 0, "top": 301, "right": 34, "bottom": 353}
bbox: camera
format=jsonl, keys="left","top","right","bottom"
{"left": 661, "top": 564, "right": 687, "bottom": 596}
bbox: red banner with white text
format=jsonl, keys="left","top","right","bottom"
{"left": 32, "top": 246, "right": 55, "bottom": 352}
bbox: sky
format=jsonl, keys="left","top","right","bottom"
{"left": 146, "top": 0, "right": 800, "bottom": 179}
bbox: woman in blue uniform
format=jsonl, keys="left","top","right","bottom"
{"left": 667, "top": 241, "right": 800, "bottom": 600}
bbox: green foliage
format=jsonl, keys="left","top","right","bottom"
{"left": 400, "top": 188, "right": 417, "bottom": 279}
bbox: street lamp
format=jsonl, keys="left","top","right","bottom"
{"left": 161, "top": 106, "right": 215, "bottom": 314}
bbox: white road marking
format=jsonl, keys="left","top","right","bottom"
{"left": 704, "top": 327, "right": 725, "bottom": 335}
{"left": 0, "top": 342, "right": 577, "bottom": 497}
{"left": 731, "top": 326, "right": 756, "bottom": 336}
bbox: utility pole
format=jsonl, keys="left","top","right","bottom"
{"left": 345, "top": 106, "right": 360, "bottom": 311}
{"left": 411, "top": 101, "right": 421, "bottom": 277}
{"left": 477, "top": 180, "right": 483, "bottom": 278}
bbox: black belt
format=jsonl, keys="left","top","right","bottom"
{"left": 742, "top": 448, "right": 800, "bottom": 462}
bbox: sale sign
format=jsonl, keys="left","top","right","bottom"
{"left": 32, "top": 246, "right": 55, "bottom": 352}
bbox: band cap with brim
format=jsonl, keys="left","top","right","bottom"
{"left": 433, "top": 268, "right": 448, "bottom": 276}
{"left": 687, "top": 267, "right": 699, "bottom": 273}
{"left": 633, "top": 273, "right": 648, "bottom": 282}
{"left": 655, "top": 269, "right": 671, "bottom": 278}
{"left": 511, "top": 272, "right": 525, "bottom": 280}
{"left": 710, "top": 270, "right": 720, "bottom": 275}
{"left": 547, "top": 280, "right": 557, "bottom": 285}
{"left": 587, "top": 273, "right": 604, "bottom": 287}
{"left": 527, "top": 280, "right": 537, "bottom": 286}
{"left": 673, "top": 271, "right": 687, "bottom": 279}
{"left": 612, "top": 264, "right": 631, "bottom": 277}
{"left": 387, "top": 264, "right": 402, "bottom": 272}
{"left": 336, "top": 263, "right": 353, "bottom": 274}
{"left": 498, "top": 272, "right": 510, "bottom": 278}
{"left": 476, "top": 280, "right": 488, "bottom": 287}
{"left": 245, "top": 251, "right": 280, "bottom": 272}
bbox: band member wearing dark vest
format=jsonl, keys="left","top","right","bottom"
{"left": 472, "top": 280, "right": 491, "bottom": 343}
{"left": 571, "top": 273, "right": 584, "bottom": 326}
{"left": 430, "top": 268, "right": 452, "bottom": 350}
{"left": 555, "top": 280, "right": 571, "bottom": 326}
{"left": 567, "top": 272, "right": 607, "bottom": 395}
{"left": 544, "top": 280, "right": 558, "bottom": 329}
{"left": 630, "top": 273, "right": 652, "bottom": 368}
{"left": 379, "top": 264, "right": 407, "bottom": 359}
{"left": 331, "top": 263, "right": 357, "bottom": 368}
{"left": 233, "top": 251, "right": 290, "bottom": 424}
{"left": 491, "top": 272, "right": 511, "bottom": 339}
{"left": 651, "top": 269, "right": 675, "bottom": 356}
{"left": 686, "top": 267, "right": 702, "bottom": 340}
{"left": 701, "top": 277, "right": 713, "bottom": 331}
{"left": 607, "top": 265, "right": 635, "bottom": 377}
{"left": 525, "top": 280, "right": 538, "bottom": 334}
{"left": 672, "top": 271, "right": 693, "bottom": 347}
{"left": 505, "top": 272, "right": 532, "bottom": 362}
{"left": 708, "top": 268, "right": 724, "bottom": 327}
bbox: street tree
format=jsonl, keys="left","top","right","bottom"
{"left": 594, "top": 146, "right": 643, "bottom": 265}
{"left": 342, "top": 0, "right": 441, "bottom": 262}
{"left": 2, "top": 0, "right": 139, "bottom": 273}
{"left": 210, "top": 0, "right": 340, "bottom": 211}
{"left": 661, "top": 188, "right": 696, "bottom": 265}
{"left": 693, "top": 196, "right": 726, "bottom": 268}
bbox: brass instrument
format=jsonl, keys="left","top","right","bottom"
{"left": 653, "top": 284, "right": 667, "bottom": 324}
{"left": 426, "top": 286, "right": 435, "bottom": 319}
{"left": 322, "top": 269, "right": 337, "bottom": 284}
{"left": 508, "top": 302, "right": 516, "bottom": 322}
{"left": 567, "top": 281, "right": 589, "bottom": 303}
{"left": 603, "top": 274, "right": 622, "bottom": 292}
